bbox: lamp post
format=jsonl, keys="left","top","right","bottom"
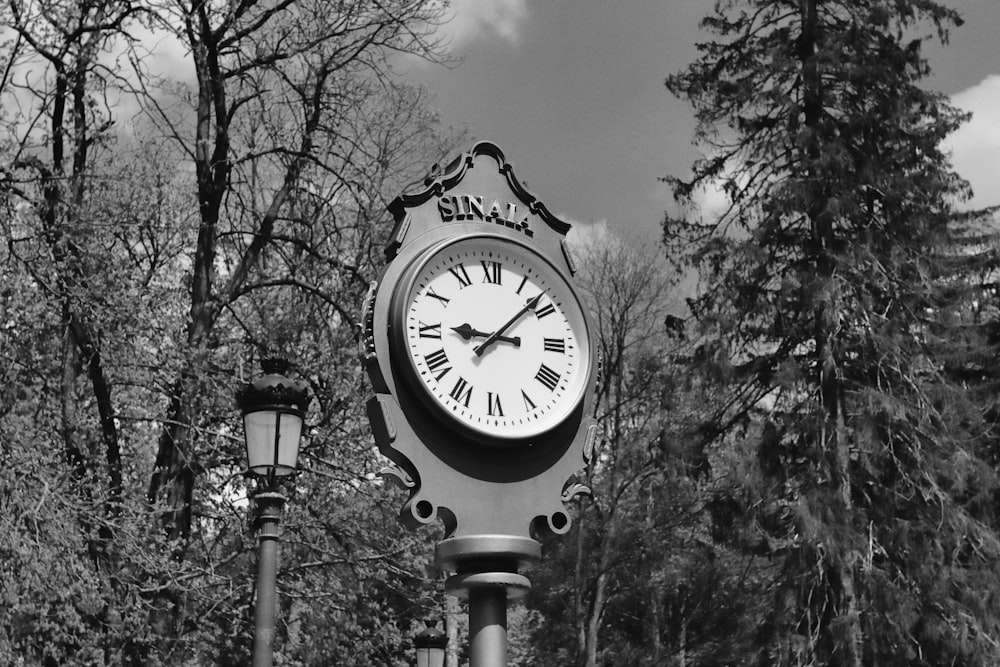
{"left": 237, "top": 358, "right": 310, "bottom": 667}
{"left": 414, "top": 621, "right": 448, "bottom": 667}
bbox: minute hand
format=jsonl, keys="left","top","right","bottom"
{"left": 474, "top": 293, "right": 543, "bottom": 357}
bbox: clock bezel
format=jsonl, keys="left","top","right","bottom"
{"left": 388, "top": 231, "right": 592, "bottom": 447}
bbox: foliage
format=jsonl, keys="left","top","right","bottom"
{"left": 665, "top": 1, "right": 1000, "bottom": 665}
{"left": 0, "top": 0, "right": 457, "bottom": 663}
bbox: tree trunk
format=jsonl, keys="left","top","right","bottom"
{"left": 572, "top": 502, "right": 610, "bottom": 667}
{"left": 800, "top": 1, "right": 862, "bottom": 664}
{"left": 446, "top": 594, "right": 461, "bottom": 667}
{"left": 574, "top": 509, "right": 588, "bottom": 659}
{"left": 677, "top": 613, "right": 686, "bottom": 667}
{"left": 646, "top": 490, "right": 663, "bottom": 665}
{"left": 583, "top": 572, "right": 608, "bottom": 667}
{"left": 146, "top": 3, "right": 228, "bottom": 556}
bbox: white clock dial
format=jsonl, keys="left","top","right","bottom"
{"left": 394, "top": 235, "right": 591, "bottom": 442}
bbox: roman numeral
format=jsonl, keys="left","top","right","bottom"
{"left": 481, "top": 261, "right": 502, "bottom": 284}
{"left": 449, "top": 376, "right": 473, "bottom": 407}
{"left": 424, "top": 349, "right": 452, "bottom": 381}
{"left": 516, "top": 275, "right": 528, "bottom": 294}
{"left": 521, "top": 389, "right": 537, "bottom": 411}
{"left": 536, "top": 302, "right": 556, "bottom": 319}
{"left": 419, "top": 321, "right": 441, "bottom": 339}
{"left": 487, "top": 392, "right": 503, "bottom": 416}
{"left": 426, "top": 287, "right": 449, "bottom": 305}
{"left": 449, "top": 264, "right": 472, "bottom": 288}
{"left": 535, "top": 364, "right": 560, "bottom": 391}
{"left": 543, "top": 337, "right": 566, "bottom": 353}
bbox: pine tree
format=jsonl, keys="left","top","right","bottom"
{"left": 666, "top": 1, "right": 1000, "bottom": 664}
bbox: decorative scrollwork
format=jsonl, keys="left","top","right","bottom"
{"left": 359, "top": 281, "right": 378, "bottom": 362}
{"left": 379, "top": 464, "right": 415, "bottom": 490}
{"left": 387, "top": 141, "right": 571, "bottom": 236}
{"left": 561, "top": 482, "right": 592, "bottom": 503}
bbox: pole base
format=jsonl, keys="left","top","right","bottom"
{"left": 435, "top": 535, "right": 540, "bottom": 570}
{"left": 436, "top": 534, "right": 540, "bottom": 602}
{"left": 445, "top": 571, "right": 532, "bottom": 600}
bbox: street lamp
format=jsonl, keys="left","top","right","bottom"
{"left": 239, "top": 357, "right": 310, "bottom": 486}
{"left": 237, "top": 357, "right": 310, "bottom": 667}
{"left": 414, "top": 620, "right": 448, "bottom": 667}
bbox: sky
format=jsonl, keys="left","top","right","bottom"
{"left": 400, "top": 0, "right": 1000, "bottom": 239}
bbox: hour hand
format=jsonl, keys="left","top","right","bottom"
{"left": 451, "top": 323, "right": 520, "bottom": 346}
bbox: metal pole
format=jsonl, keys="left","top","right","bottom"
{"left": 468, "top": 586, "right": 508, "bottom": 667}
{"left": 252, "top": 492, "right": 286, "bottom": 667}
{"left": 437, "top": 537, "right": 537, "bottom": 667}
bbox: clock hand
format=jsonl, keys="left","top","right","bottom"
{"left": 474, "top": 293, "right": 543, "bottom": 357}
{"left": 451, "top": 323, "right": 520, "bottom": 346}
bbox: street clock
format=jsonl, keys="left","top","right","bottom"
{"left": 361, "top": 141, "right": 598, "bottom": 544}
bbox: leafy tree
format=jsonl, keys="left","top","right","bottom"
{"left": 529, "top": 232, "right": 678, "bottom": 666}
{"left": 1, "top": 0, "right": 458, "bottom": 663}
{"left": 569, "top": 232, "right": 681, "bottom": 667}
{"left": 665, "top": 1, "right": 1000, "bottom": 665}
{"left": 525, "top": 231, "right": 778, "bottom": 667}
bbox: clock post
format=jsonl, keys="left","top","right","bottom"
{"left": 361, "top": 142, "right": 599, "bottom": 666}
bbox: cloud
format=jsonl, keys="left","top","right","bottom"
{"left": 437, "top": 0, "right": 530, "bottom": 48}
{"left": 566, "top": 218, "right": 610, "bottom": 247}
{"left": 946, "top": 75, "right": 1000, "bottom": 210}
{"left": 690, "top": 181, "right": 730, "bottom": 223}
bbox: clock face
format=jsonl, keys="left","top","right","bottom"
{"left": 393, "top": 235, "right": 591, "bottom": 443}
